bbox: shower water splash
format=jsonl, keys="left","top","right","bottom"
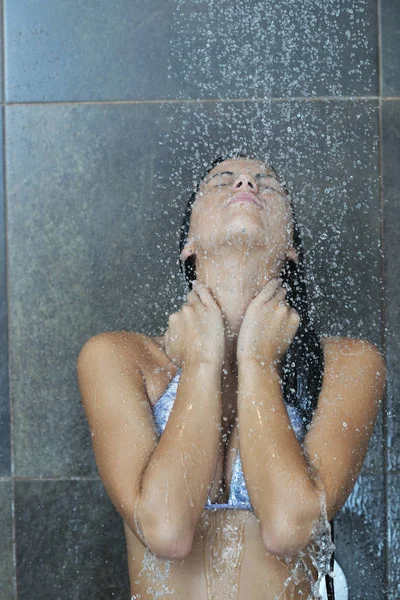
{"left": 155, "top": 99, "right": 379, "bottom": 340}
{"left": 275, "top": 484, "right": 336, "bottom": 600}
{"left": 132, "top": 550, "right": 178, "bottom": 599}
{"left": 168, "top": 0, "right": 376, "bottom": 99}
{"left": 198, "top": 511, "right": 248, "bottom": 600}
{"left": 136, "top": 0, "right": 379, "bottom": 597}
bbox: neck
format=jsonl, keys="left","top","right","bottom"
{"left": 194, "top": 245, "right": 285, "bottom": 371}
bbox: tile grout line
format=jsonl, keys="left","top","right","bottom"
{"left": 0, "top": 97, "right": 398, "bottom": 108}
{"left": 0, "top": 96, "right": 398, "bottom": 108}
{"left": 1, "top": 7, "right": 17, "bottom": 600}
{"left": 376, "top": 0, "right": 389, "bottom": 596}
{"left": 0, "top": 3, "right": 17, "bottom": 600}
{"left": 0, "top": 96, "right": 399, "bottom": 107}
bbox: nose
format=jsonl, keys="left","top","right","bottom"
{"left": 232, "top": 174, "right": 258, "bottom": 193}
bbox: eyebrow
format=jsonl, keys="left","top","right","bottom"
{"left": 203, "top": 171, "right": 281, "bottom": 185}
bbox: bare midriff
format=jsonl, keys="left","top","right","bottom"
{"left": 125, "top": 510, "right": 319, "bottom": 599}
{"left": 123, "top": 333, "right": 319, "bottom": 600}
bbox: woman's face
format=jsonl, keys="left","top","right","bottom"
{"left": 186, "top": 157, "right": 294, "bottom": 263}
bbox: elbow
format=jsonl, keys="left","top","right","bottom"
{"left": 262, "top": 507, "right": 319, "bottom": 557}
{"left": 263, "top": 530, "right": 310, "bottom": 558}
{"left": 148, "top": 525, "right": 194, "bottom": 560}
{"left": 138, "top": 504, "right": 194, "bottom": 560}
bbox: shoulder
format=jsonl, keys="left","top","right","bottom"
{"left": 320, "top": 336, "right": 383, "bottom": 358}
{"left": 78, "top": 330, "right": 170, "bottom": 382}
{"left": 77, "top": 330, "right": 176, "bottom": 404}
{"left": 319, "top": 335, "right": 387, "bottom": 384}
{"left": 78, "top": 330, "right": 144, "bottom": 362}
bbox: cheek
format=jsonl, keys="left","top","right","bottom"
{"left": 192, "top": 199, "right": 219, "bottom": 222}
{"left": 188, "top": 204, "right": 214, "bottom": 238}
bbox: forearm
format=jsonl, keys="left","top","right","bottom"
{"left": 140, "top": 360, "right": 222, "bottom": 551}
{"left": 237, "top": 358, "right": 319, "bottom": 553}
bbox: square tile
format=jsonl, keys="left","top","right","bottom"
{"left": 382, "top": 100, "right": 400, "bottom": 471}
{"left": 15, "top": 480, "right": 130, "bottom": 600}
{"left": 334, "top": 473, "right": 386, "bottom": 599}
{"left": 0, "top": 109, "right": 10, "bottom": 478}
{"left": 388, "top": 473, "right": 400, "bottom": 599}
{"left": 4, "top": 0, "right": 178, "bottom": 102}
{"left": 4, "top": 0, "right": 378, "bottom": 102}
{"left": 0, "top": 481, "right": 15, "bottom": 600}
{"left": 381, "top": 1, "right": 400, "bottom": 96}
{"left": 0, "top": 1, "right": 3, "bottom": 101}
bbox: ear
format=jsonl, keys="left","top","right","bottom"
{"left": 180, "top": 243, "right": 196, "bottom": 263}
{"left": 286, "top": 246, "right": 299, "bottom": 265}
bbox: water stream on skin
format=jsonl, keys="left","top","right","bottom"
{"left": 130, "top": 0, "right": 378, "bottom": 598}
{"left": 274, "top": 458, "right": 337, "bottom": 599}
{"left": 131, "top": 490, "right": 334, "bottom": 600}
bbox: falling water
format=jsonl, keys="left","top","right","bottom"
{"left": 131, "top": 552, "right": 178, "bottom": 599}
{"left": 132, "top": 0, "right": 379, "bottom": 598}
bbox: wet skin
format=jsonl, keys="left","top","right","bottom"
{"left": 123, "top": 332, "right": 323, "bottom": 600}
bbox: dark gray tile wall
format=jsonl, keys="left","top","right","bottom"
{"left": 6, "top": 100, "right": 383, "bottom": 478}
{"left": 14, "top": 480, "right": 130, "bottom": 600}
{"left": 1, "top": 1, "right": 397, "bottom": 599}
{"left": 4, "top": 0, "right": 378, "bottom": 102}
{"left": 335, "top": 473, "right": 386, "bottom": 600}
{"left": 0, "top": 481, "right": 14, "bottom": 600}
{"left": 0, "top": 1, "right": 3, "bottom": 102}
{"left": 381, "top": 1, "right": 400, "bottom": 96}
{"left": 0, "top": 109, "right": 9, "bottom": 477}
{"left": 382, "top": 99, "right": 400, "bottom": 599}
{"left": 387, "top": 474, "right": 400, "bottom": 598}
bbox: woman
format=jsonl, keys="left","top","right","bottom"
{"left": 77, "top": 152, "right": 387, "bottom": 599}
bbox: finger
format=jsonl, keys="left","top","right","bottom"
{"left": 265, "top": 285, "right": 286, "bottom": 307}
{"left": 264, "top": 277, "right": 282, "bottom": 291}
{"left": 186, "top": 289, "right": 202, "bottom": 306}
{"left": 290, "top": 308, "right": 300, "bottom": 324}
{"left": 253, "top": 278, "right": 282, "bottom": 303}
{"left": 282, "top": 311, "right": 300, "bottom": 337}
{"left": 277, "top": 299, "right": 289, "bottom": 308}
{"left": 191, "top": 283, "right": 216, "bottom": 307}
{"left": 273, "top": 288, "right": 287, "bottom": 304}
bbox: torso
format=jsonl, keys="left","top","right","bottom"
{"left": 122, "top": 330, "right": 333, "bottom": 600}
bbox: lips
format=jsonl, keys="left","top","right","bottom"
{"left": 227, "top": 192, "right": 261, "bottom": 208}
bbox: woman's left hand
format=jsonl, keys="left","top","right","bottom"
{"left": 237, "top": 278, "right": 300, "bottom": 367}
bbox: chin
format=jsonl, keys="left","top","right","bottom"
{"left": 224, "top": 225, "right": 267, "bottom": 245}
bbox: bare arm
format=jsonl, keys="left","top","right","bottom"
{"left": 237, "top": 358, "right": 320, "bottom": 555}
{"left": 139, "top": 359, "right": 223, "bottom": 558}
{"left": 76, "top": 333, "right": 164, "bottom": 554}
{"left": 237, "top": 338, "right": 386, "bottom": 556}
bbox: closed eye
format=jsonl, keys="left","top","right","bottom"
{"left": 259, "top": 186, "right": 286, "bottom": 195}
{"left": 211, "top": 182, "right": 286, "bottom": 196}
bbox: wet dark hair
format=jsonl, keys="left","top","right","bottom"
{"left": 178, "top": 152, "right": 335, "bottom": 599}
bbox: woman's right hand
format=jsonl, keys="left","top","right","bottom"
{"left": 163, "top": 282, "right": 225, "bottom": 368}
